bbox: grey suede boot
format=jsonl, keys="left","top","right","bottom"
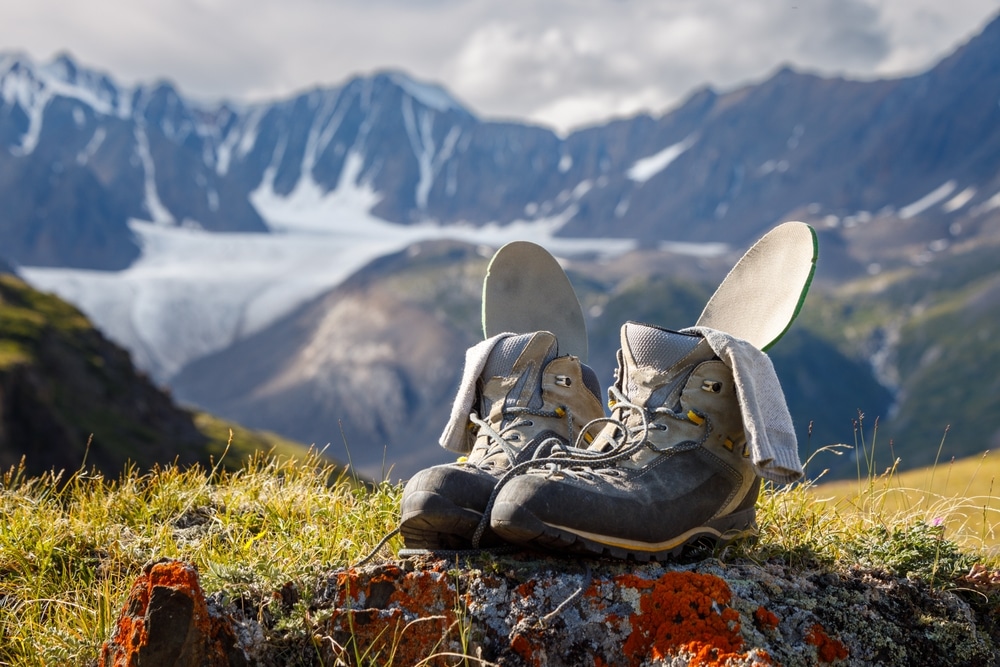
{"left": 489, "top": 321, "right": 759, "bottom": 561}
{"left": 400, "top": 331, "right": 604, "bottom": 549}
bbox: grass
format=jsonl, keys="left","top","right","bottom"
{"left": 0, "top": 445, "right": 402, "bottom": 666}
{"left": 745, "top": 419, "right": 1000, "bottom": 585}
{"left": 2, "top": 431, "right": 999, "bottom": 666}
{"left": 0, "top": 274, "right": 91, "bottom": 369}
{"left": 810, "top": 449, "right": 1000, "bottom": 555}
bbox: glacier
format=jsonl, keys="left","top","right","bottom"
{"left": 21, "top": 176, "right": 652, "bottom": 383}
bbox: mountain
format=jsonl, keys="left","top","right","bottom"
{"left": 3, "top": 14, "right": 1000, "bottom": 479}
{"left": 171, "top": 240, "right": 487, "bottom": 477}
{"left": 0, "top": 271, "right": 322, "bottom": 478}
{"left": 3, "top": 15, "right": 999, "bottom": 271}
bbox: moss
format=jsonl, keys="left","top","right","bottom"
{"left": 0, "top": 339, "right": 32, "bottom": 369}
{"left": 0, "top": 274, "right": 91, "bottom": 336}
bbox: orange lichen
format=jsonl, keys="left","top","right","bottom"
{"left": 511, "top": 632, "right": 545, "bottom": 667}
{"left": 806, "top": 623, "right": 848, "bottom": 663}
{"left": 100, "top": 560, "right": 238, "bottom": 667}
{"left": 616, "top": 571, "right": 770, "bottom": 667}
{"left": 516, "top": 580, "right": 537, "bottom": 598}
{"left": 753, "top": 606, "right": 780, "bottom": 633}
{"left": 323, "top": 566, "right": 462, "bottom": 667}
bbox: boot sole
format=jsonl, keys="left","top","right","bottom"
{"left": 492, "top": 502, "right": 758, "bottom": 562}
{"left": 400, "top": 492, "right": 503, "bottom": 550}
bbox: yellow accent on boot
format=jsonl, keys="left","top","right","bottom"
{"left": 687, "top": 410, "right": 705, "bottom": 425}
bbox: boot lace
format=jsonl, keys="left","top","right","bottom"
{"left": 465, "top": 404, "right": 575, "bottom": 471}
{"left": 469, "top": 385, "right": 709, "bottom": 547}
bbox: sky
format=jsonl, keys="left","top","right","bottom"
{"left": 2, "top": 0, "right": 999, "bottom": 133}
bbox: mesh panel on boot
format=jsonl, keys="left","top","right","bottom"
{"left": 624, "top": 323, "right": 701, "bottom": 367}
{"left": 480, "top": 332, "right": 559, "bottom": 415}
{"left": 623, "top": 323, "right": 703, "bottom": 408}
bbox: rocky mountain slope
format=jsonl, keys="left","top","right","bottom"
{"left": 171, "top": 240, "right": 488, "bottom": 476}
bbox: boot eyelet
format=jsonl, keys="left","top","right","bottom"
{"left": 701, "top": 380, "right": 723, "bottom": 393}
{"left": 555, "top": 375, "right": 572, "bottom": 387}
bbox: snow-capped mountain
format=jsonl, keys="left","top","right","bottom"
{"left": 4, "top": 13, "right": 999, "bottom": 273}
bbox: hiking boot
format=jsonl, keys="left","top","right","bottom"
{"left": 400, "top": 330, "right": 604, "bottom": 550}
{"left": 489, "top": 321, "right": 760, "bottom": 561}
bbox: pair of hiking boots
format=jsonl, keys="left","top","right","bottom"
{"left": 400, "top": 224, "right": 816, "bottom": 561}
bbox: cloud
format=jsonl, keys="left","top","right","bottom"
{"left": 0, "top": 0, "right": 996, "bottom": 131}
{"left": 443, "top": 0, "right": 894, "bottom": 128}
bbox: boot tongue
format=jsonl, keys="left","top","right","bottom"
{"left": 621, "top": 322, "right": 704, "bottom": 409}
{"left": 480, "top": 331, "right": 558, "bottom": 415}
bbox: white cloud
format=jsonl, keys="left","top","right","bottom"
{"left": 0, "top": 0, "right": 997, "bottom": 132}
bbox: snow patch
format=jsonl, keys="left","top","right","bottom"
{"left": 899, "top": 181, "right": 956, "bottom": 219}
{"left": 972, "top": 191, "right": 1000, "bottom": 215}
{"left": 237, "top": 106, "right": 266, "bottom": 157}
{"left": 942, "top": 186, "right": 976, "bottom": 213}
{"left": 252, "top": 150, "right": 383, "bottom": 232}
{"left": 658, "top": 241, "right": 729, "bottom": 258}
{"left": 572, "top": 180, "right": 593, "bottom": 199}
{"left": 787, "top": 124, "right": 804, "bottom": 149}
{"left": 1, "top": 54, "right": 127, "bottom": 155}
{"left": 615, "top": 197, "right": 630, "bottom": 218}
{"left": 302, "top": 90, "right": 348, "bottom": 175}
{"left": 401, "top": 96, "right": 462, "bottom": 211}
{"left": 2, "top": 72, "right": 51, "bottom": 155}
{"left": 759, "top": 159, "right": 789, "bottom": 175}
{"left": 627, "top": 135, "right": 696, "bottom": 184}
{"left": 389, "top": 72, "right": 465, "bottom": 114}
{"left": 76, "top": 126, "right": 106, "bottom": 165}
{"left": 134, "top": 124, "right": 174, "bottom": 225}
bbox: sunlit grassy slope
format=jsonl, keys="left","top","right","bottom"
{"left": 810, "top": 448, "right": 1000, "bottom": 554}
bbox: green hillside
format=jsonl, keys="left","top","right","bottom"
{"left": 0, "top": 272, "right": 337, "bottom": 478}
{"left": 804, "top": 237, "right": 1000, "bottom": 478}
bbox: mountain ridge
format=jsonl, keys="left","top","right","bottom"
{"left": 2, "top": 12, "right": 999, "bottom": 269}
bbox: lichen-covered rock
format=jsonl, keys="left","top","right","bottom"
{"left": 100, "top": 558, "right": 250, "bottom": 667}
{"left": 101, "top": 555, "right": 1000, "bottom": 666}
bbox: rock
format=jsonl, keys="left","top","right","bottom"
{"left": 100, "top": 558, "right": 249, "bottom": 667}
{"left": 100, "top": 555, "right": 1000, "bottom": 666}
